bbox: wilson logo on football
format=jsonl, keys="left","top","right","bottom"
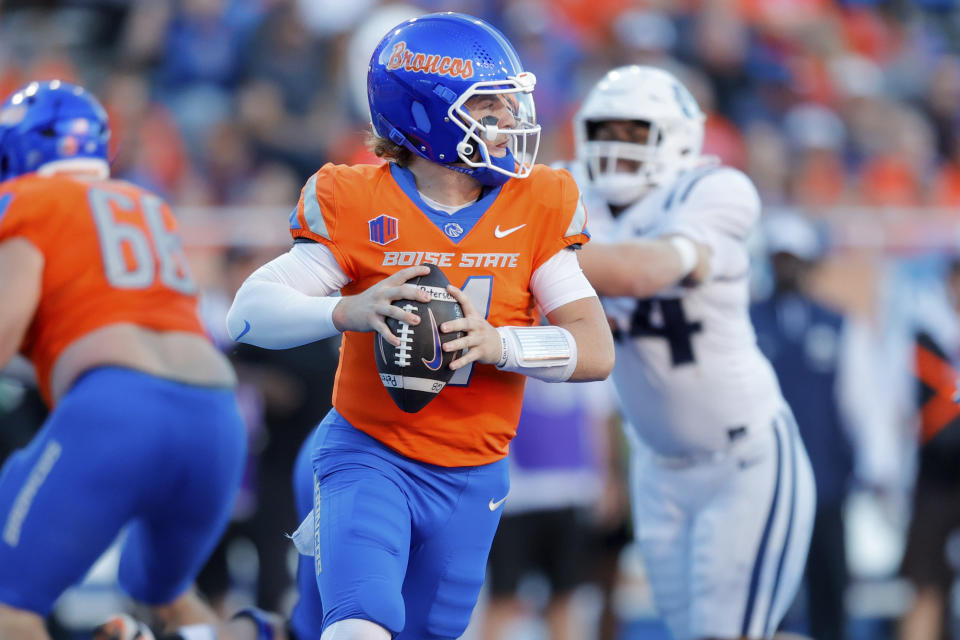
{"left": 369, "top": 214, "right": 399, "bottom": 246}
{"left": 386, "top": 42, "right": 475, "bottom": 80}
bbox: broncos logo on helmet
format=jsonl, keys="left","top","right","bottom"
{"left": 367, "top": 12, "right": 540, "bottom": 187}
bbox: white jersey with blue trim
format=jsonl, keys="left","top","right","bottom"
{"left": 585, "top": 162, "right": 784, "bottom": 457}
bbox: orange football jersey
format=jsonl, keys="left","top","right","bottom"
{"left": 291, "top": 162, "right": 589, "bottom": 467}
{"left": 0, "top": 174, "right": 205, "bottom": 406}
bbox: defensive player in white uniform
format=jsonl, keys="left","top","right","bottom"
{"left": 576, "top": 65, "right": 816, "bottom": 640}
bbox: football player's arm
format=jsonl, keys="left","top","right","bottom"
{"left": 578, "top": 235, "right": 712, "bottom": 297}
{"left": 0, "top": 238, "right": 43, "bottom": 368}
{"left": 580, "top": 168, "right": 759, "bottom": 297}
{"left": 543, "top": 295, "right": 614, "bottom": 381}
{"left": 442, "top": 248, "right": 614, "bottom": 382}
{"left": 226, "top": 242, "right": 431, "bottom": 349}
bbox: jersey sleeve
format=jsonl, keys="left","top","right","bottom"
{"left": 664, "top": 167, "right": 760, "bottom": 281}
{"left": 288, "top": 164, "right": 357, "bottom": 279}
{"left": 560, "top": 171, "right": 590, "bottom": 248}
{"left": 530, "top": 247, "right": 597, "bottom": 316}
{"left": 0, "top": 183, "right": 60, "bottom": 254}
{"left": 532, "top": 168, "right": 591, "bottom": 271}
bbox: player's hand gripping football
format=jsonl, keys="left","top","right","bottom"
{"left": 441, "top": 285, "right": 502, "bottom": 370}
{"left": 332, "top": 265, "right": 432, "bottom": 346}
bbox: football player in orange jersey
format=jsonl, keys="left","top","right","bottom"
{"left": 228, "top": 12, "right": 614, "bottom": 640}
{"left": 0, "top": 81, "right": 248, "bottom": 640}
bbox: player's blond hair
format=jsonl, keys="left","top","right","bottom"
{"left": 366, "top": 131, "right": 413, "bottom": 167}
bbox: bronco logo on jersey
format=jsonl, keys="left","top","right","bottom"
{"left": 369, "top": 214, "right": 399, "bottom": 245}
{"left": 386, "top": 42, "right": 475, "bottom": 80}
{"left": 443, "top": 222, "right": 463, "bottom": 238}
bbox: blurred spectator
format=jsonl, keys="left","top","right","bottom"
{"left": 682, "top": 1, "right": 753, "bottom": 123}
{"left": 745, "top": 121, "right": 790, "bottom": 205}
{"left": 480, "top": 378, "right": 623, "bottom": 640}
{"left": 202, "top": 119, "right": 257, "bottom": 203}
{"left": 783, "top": 102, "right": 850, "bottom": 208}
{"left": 680, "top": 65, "right": 749, "bottom": 168}
{"left": 922, "top": 55, "right": 960, "bottom": 162}
{"left": 244, "top": 1, "right": 326, "bottom": 116}
{"left": 121, "top": 0, "right": 263, "bottom": 162}
{"left": 102, "top": 70, "right": 189, "bottom": 197}
{"left": 612, "top": 9, "right": 677, "bottom": 66}
{"left": 752, "top": 212, "right": 887, "bottom": 640}
{"left": 898, "top": 258, "right": 960, "bottom": 640}
{"left": 295, "top": 0, "right": 379, "bottom": 38}
{"left": 154, "top": 0, "right": 260, "bottom": 92}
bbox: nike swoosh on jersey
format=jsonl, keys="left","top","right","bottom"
{"left": 488, "top": 496, "right": 507, "bottom": 511}
{"left": 422, "top": 309, "right": 443, "bottom": 371}
{"left": 494, "top": 223, "right": 526, "bottom": 238}
{"left": 235, "top": 320, "right": 251, "bottom": 341}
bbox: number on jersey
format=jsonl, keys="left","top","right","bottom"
{"left": 448, "top": 275, "right": 493, "bottom": 386}
{"left": 88, "top": 187, "right": 196, "bottom": 294}
{"left": 620, "top": 297, "right": 701, "bottom": 366}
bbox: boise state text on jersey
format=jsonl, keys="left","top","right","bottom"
{"left": 289, "top": 161, "right": 588, "bottom": 466}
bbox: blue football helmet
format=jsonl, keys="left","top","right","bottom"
{"left": 0, "top": 80, "right": 110, "bottom": 183}
{"left": 367, "top": 12, "right": 540, "bottom": 187}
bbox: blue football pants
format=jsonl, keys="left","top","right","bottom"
{"left": 0, "top": 367, "right": 247, "bottom": 614}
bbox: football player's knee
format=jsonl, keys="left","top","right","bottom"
{"left": 354, "top": 584, "right": 404, "bottom": 635}
{"left": 320, "top": 618, "right": 392, "bottom": 640}
{"left": 322, "top": 578, "right": 404, "bottom": 637}
{"left": 421, "top": 575, "right": 485, "bottom": 638}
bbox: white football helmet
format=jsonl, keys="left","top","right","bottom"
{"left": 574, "top": 65, "right": 705, "bottom": 205}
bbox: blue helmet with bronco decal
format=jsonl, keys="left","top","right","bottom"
{"left": 367, "top": 12, "right": 540, "bottom": 187}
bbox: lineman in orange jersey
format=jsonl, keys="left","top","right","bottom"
{"left": 228, "top": 12, "right": 614, "bottom": 640}
{"left": 0, "top": 81, "right": 247, "bottom": 640}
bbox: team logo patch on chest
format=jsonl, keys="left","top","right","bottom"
{"left": 444, "top": 222, "right": 464, "bottom": 238}
{"left": 369, "top": 215, "right": 399, "bottom": 245}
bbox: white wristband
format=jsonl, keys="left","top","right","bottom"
{"left": 495, "top": 325, "right": 578, "bottom": 382}
{"left": 668, "top": 235, "right": 698, "bottom": 277}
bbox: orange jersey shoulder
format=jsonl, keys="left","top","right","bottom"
{"left": 287, "top": 162, "right": 590, "bottom": 466}
{"left": 0, "top": 174, "right": 206, "bottom": 405}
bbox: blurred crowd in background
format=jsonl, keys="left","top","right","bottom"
{"left": 5, "top": 0, "right": 960, "bottom": 639}
{"left": 7, "top": 0, "right": 960, "bottom": 210}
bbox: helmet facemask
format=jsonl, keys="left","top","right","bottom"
{"left": 573, "top": 65, "right": 706, "bottom": 207}
{"left": 448, "top": 71, "right": 541, "bottom": 185}
{"left": 581, "top": 116, "right": 700, "bottom": 206}
{"left": 582, "top": 119, "right": 660, "bottom": 206}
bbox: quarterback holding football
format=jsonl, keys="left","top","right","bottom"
{"left": 576, "top": 65, "right": 816, "bottom": 640}
{"left": 228, "top": 12, "right": 613, "bottom": 640}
